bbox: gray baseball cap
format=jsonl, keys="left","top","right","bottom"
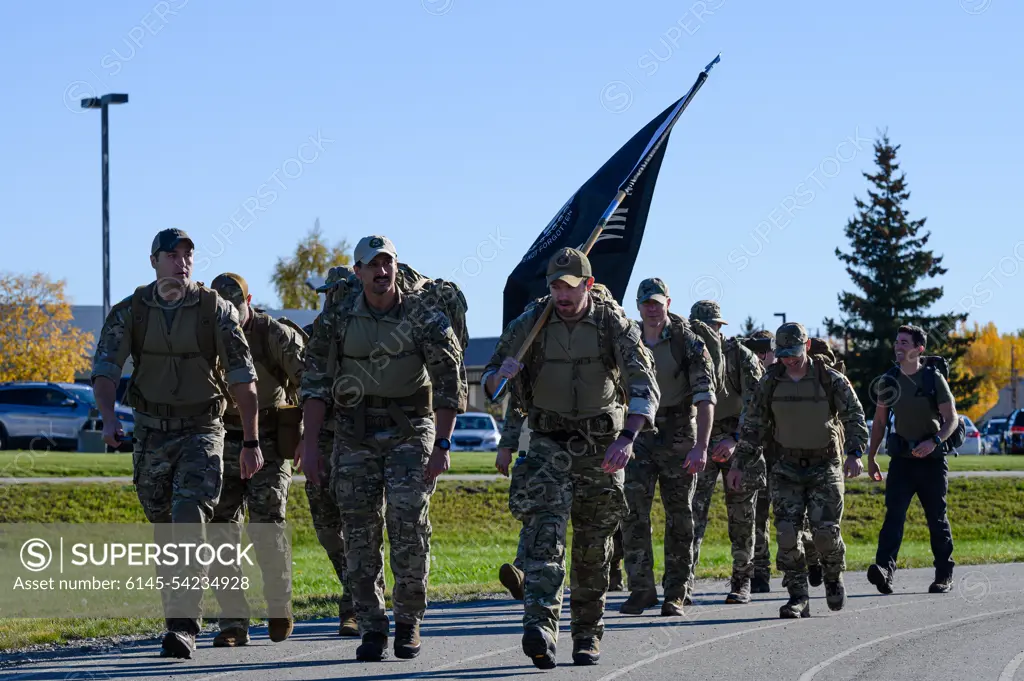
{"left": 353, "top": 235, "right": 398, "bottom": 265}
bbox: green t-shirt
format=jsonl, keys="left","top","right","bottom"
{"left": 878, "top": 368, "right": 953, "bottom": 443}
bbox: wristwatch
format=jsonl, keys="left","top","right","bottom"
{"left": 932, "top": 434, "right": 943, "bottom": 446}
{"left": 435, "top": 438, "right": 451, "bottom": 451}
{"left": 850, "top": 448, "right": 863, "bottom": 458}
{"left": 619, "top": 429, "right": 637, "bottom": 443}
{"left": 243, "top": 439, "right": 260, "bottom": 448}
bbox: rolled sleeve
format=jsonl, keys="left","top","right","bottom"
{"left": 691, "top": 391, "right": 716, "bottom": 405}
{"left": 215, "top": 298, "right": 257, "bottom": 386}
{"left": 614, "top": 316, "right": 660, "bottom": 430}
{"left": 90, "top": 301, "right": 132, "bottom": 386}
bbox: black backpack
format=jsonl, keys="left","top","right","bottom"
{"left": 883, "top": 356, "right": 966, "bottom": 454}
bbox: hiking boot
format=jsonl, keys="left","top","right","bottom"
{"left": 808, "top": 564, "right": 824, "bottom": 588}
{"left": 394, "top": 622, "right": 421, "bottom": 659}
{"left": 825, "top": 576, "right": 847, "bottom": 611}
{"left": 338, "top": 607, "right": 360, "bottom": 637}
{"left": 726, "top": 576, "right": 751, "bottom": 604}
{"left": 619, "top": 589, "right": 658, "bottom": 615}
{"left": 160, "top": 630, "right": 196, "bottom": 659}
{"left": 684, "top": 592, "right": 693, "bottom": 606}
{"left": 608, "top": 567, "right": 625, "bottom": 592}
{"left": 499, "top": 563, "right": 525, "bottom": 601}
{"left": 355, "top": 632, "right": 388, "bottom": 662}
{"left": 751, "top": 572, "right": 771, "bottom": 593}
{"left": 867, "top": 564, "right": 894, "bottom": 595}
{"left": 572, "top": 637, "right": 600, "bottom": 665}
{"left": 929, "top": 575, "right": 953, "bottom": 594}
{"left": 779, "top": 595, "right": 810, "bottom": 619}
{"left": 522, "top": 628, "right": 556, "bottom": 670}
{"left": 212, "top": 626, "right": 249, "bottom": 648}
{"left": 268, "top": 617, "right": 294, "bottom": 642}
{"left": 661, "top": 596, "right": 685, "bottom": 617}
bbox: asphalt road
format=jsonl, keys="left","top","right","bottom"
{"left": 4, "top": 563, "right": 1024, "bottom": 680}
{"left": 2, "top": 470, "right": 1023, "bottom": 485}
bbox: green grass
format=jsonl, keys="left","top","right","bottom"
{"left": 1, "top": 477, "right": 1023, "bottom": 650}
{"left": 0, "top": 450, "right": 501, "bottom": 478}
{"left": 4, "top": 451, "right": 1023, "bottom": 480}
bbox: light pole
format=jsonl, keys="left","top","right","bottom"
{"left": 774, "top": 312, "right": 787, "bottom": 326}
{"left": 81, "top": 93, "right": 129, "bottom": 320}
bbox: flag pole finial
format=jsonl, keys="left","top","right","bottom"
{"left": 704, "top": 53, "right": 721, "bottom": 73}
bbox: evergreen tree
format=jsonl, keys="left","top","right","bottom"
{"left": 824, "top": 132, "right": 981, "bottom": 411}
{"left": 739, "top": 316, "right": 760, "bottom": 336}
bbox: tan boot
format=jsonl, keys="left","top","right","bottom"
{"left": 212, "top": 626, "right": 250, "bottom": 648}
{"left": 339, "top": 608, "right": 360, "bottom": 637}
{"left": 268, "top": 617, "right": 294, "bottom": 642}
{"left": 619, "top": 589, "right": 659, "bottom": 614}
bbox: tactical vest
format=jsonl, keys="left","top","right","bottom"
{"left": 520, "top": 287, "right": 625, "bottom": 433}
{"left": 125, "top": 282, "right": 228, "bottom": 420}
{"left": 763, "top": 356, "right": 841, "bottom": 454}
{"left": 714, "top": 339, "right": 746, "bottom": 421}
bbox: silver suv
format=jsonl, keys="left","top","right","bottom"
{"left": 0, "top": 382, "right": 134, "bottom": 452}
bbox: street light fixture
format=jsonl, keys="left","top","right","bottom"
{"left": 774, "top": 312, "right": 787, "bottom": 325}
{"left": 82, "top": 93, "right": 129, "bottom": 320}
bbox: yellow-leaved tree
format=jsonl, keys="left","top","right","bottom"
{"left": 0, "top": 272, "right": 93, "bottom": 382}
{"left": 270, "top": 218, "right": 352, "bottom": 310}
{"left": 959, "top": 321, "right": 1024, "bottom": 422}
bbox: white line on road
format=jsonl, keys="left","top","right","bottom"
{"left": 797, "top": 608, "right": 1024, "bottom": 681}
{"left": 1000, "top": 650, "right": 1024, "bottom": 681}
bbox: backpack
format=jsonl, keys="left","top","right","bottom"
{"left": 675, "top": 313, "right": 728, "bottom": 398}
{"left": 247, "top": 309, "right": 309, "bottom": 405}
{"left": 882, "top": 356, "right": 966, "bottom": 453}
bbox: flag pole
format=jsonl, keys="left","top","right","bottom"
{"left": 490, "top": 53, "right": 721, "bottom": 402}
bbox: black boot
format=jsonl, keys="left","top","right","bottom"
{"left": 356, "top": 632, "right": 388, "bottom": 662}
{"left": 867, "top": 564, "right": 894, "bottom": 595}
{"left": 572, "top": 637, "right": 600, "bottom": 665}
{"left": 522, "top": 628, "right": 556, "bottom": 670}
{"left": 751, "top": 571, "right": 771, "bottom": 593}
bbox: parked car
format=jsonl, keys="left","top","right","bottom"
{"left": 981, "top": 417, "right": 1008, "bottom": 455}
{"left": 954, "top": 416, "right": 983, "bottom": 455}
{"left": 1003, "top": 409, "right": 1024, "bottom": 455}
{"left": 451, "top": 412, "right": 499, "bottom": 451}
{"left": 0, "top": 382, "right": 134, "bottom": 452}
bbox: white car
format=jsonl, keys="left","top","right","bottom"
{"left": 451, "top": 412, "right": 499, "bottom": 451}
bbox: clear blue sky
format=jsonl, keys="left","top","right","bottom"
{"left": 1, "top": 0, "right": 1021, "bottom": 338}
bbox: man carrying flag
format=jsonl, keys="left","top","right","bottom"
{"left": 483, "top": 247, "right": 659, "bottom": 668}
{"left": 487, "top": 55, "right": 720, "bottom": 668}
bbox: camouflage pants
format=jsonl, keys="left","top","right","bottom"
{"left": 771, "top": 457, "right": 846, "bottom": 595}
{"left": 210, "top": 435, "right": 292, "bottom": 631}
{"left": 753, "top": 456, "right": 820, "bottom": 578}
{"left": 332, "top": 414, "right": 436, "bottom": 636}
{"left": 514, "top": 524, "right": 623, "bottom": 575}
{"left": 690, "top": 452, "right": 757, "bottom": 585}
{"left": 621, "top": 431, "right": 696, "bottom": 600}
{"left": 132, "top": 422, "right": 224, "bottom": 636}
{"left": 509, "top": 432, "right": 626, "bottom": 642}
{"left": 305, "top": 429, "right": 362, "bottom": 615}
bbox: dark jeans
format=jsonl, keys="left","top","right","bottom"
{"left": 875, "top": 456, "right": 954, "bottom": 579}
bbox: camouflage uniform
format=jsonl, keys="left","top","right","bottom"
{"left": 207, "top": 273, "right": 305, "bottom": 635}
{"left": 90, "top": 230, "right": 257, "bottom": 644}
{"left": 734, "top": 323, "right": 868, "bottom": 614}
{"left": 689, "top": 317, "right": 763, "bottom": 594}
{"left": 300, "top": 236, "right": 466, "bottom": 641}
{"left": 484, "top": 250, "right": 659, "bottom": 655}
{"left": 621, "top": 282, "right": 715, "bottom": 612}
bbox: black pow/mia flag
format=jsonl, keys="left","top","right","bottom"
{"left": 500, "top": 55, "right": 719, "bottom": 330}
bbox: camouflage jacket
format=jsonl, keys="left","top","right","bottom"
{"left": 711, "top": 338, "right": 764, "bottom": 441}
{"left": 91, "top": 281, "right": 256, "bottom": 392}
{"left": 300, "top": 287, "right": 466, "bottom": 413}
{"left": 498, "top": 391, "right": 527, "bottom": 450}
{"left": 483, "top": 292, "right": 660, "bottom": 429}
{"left": 734, "top": 359, "right": 869, "bottom": 470}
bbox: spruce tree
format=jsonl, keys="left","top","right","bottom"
{"left": 824, "top": 132, "right": 981, "bottom": 411}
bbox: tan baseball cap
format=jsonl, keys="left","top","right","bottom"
{"left": 353, "top": 235, "right": 398, "bottom": 265}
{"left": 545, "top": 247, "right": 592, "bottom": 287}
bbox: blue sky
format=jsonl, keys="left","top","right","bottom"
{"left": 1, "top": 0, "right": 1021, "bottom": 338}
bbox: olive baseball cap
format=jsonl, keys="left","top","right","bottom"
{"left": 637, "top": 278, "right": 669, "bottom": 305}
{"left": 353, "top": 235, "right": 398, "bottom": 265}
{"left": 775, "top": 322, "right": 809, "bottom": 358}
{"left": 210, "top": 272, "right": 249, "bottom": 311}
{"left": 545, "top": 247, "right": 592, "bottom": 287}
{"left": 690, "top": 300, "right": 728, "bottom": 325}
{"left": 151, "top": 228, "right": 194, "bottom": 256}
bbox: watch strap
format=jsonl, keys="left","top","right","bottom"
{"left": 243, "top": 439, "right": 260, "bottom": 448}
